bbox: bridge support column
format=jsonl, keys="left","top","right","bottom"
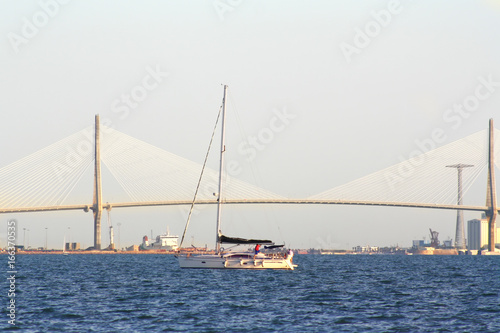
{"left": 485, "top": 119, "right": 497, "bottom": 252}
{"left": 447, "top": 164, "right": 474, "bottom": 249}
{"left": 93, "top": 115, "right": 103, "bottom": 250}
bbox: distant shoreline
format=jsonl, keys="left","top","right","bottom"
{"left": 0, "top": 250, "right": 211, "bottom": 255}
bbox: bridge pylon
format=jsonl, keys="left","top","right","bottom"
{"left": 486, "top": 118, "right": 497, "bottom": 252}
{"left": 93, "top": 114, "right": 103, "bottom": 250}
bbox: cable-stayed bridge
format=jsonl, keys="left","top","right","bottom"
{"left": 1, "top": 116, "right": 498, "bottom": 251}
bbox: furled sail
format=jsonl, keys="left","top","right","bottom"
{"left": 219, "top": 235, "right": 273, "bottom": 244}
{"left": 264, "top": 245, "right": 285, "bottom": 249}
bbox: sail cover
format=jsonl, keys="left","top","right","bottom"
{"left": 219, "top": 235, "right": 273, "bottom": 244}
{"left": 264, "top": 245, "right": 284, "bottom": 249}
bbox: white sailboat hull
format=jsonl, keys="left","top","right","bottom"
{"left": 177, "top": 253, "right": 296, "bottom": 270}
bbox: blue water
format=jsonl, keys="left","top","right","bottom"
{"left": 2, "top": 254, "right": 500, "bottom": 332}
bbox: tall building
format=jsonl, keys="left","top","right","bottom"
{"left": 467, "top": 218, "right": 499, "bottom": 250}
{"left": 467, "top": 219, "right": 488, "bottom": 250}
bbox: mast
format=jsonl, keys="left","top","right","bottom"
{"left": 215, "top": 85, "right": 228, "bottom": 253}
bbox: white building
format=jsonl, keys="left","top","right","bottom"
{"left": 467, "top": 218, "right": 499, "bottom": 250}
{"left": 352, "top": 245, "right": 378, "bottom": 253}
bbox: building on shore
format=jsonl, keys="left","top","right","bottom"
{"left": 65, "top": 243, "right": 80, "bottom": 251}
{"left": 352, "top": 245, "right": 379, "bottom": 253}
{"left": 467, "top": 218, "right": 499, "bottom": 250}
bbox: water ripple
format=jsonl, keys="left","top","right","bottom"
{"left": 2, "top": 254, "right": 500, "bottom": 332}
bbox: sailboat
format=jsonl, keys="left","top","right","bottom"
{"left": 177, "top": 85, "right": 296, "bottom": 270}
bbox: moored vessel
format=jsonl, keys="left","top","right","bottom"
{"left": 176, "top": 85, "right": 296, "bottom": 270}
{"left": 141, "top": 228, "right": 179, "bottom": 251}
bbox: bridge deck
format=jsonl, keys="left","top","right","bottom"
{"left": 0, "top": 199, "right": 490, "bottom": 214}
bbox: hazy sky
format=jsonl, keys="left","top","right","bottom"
{"left": 1, "top": 0, "right": 500, "bottom": 250}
